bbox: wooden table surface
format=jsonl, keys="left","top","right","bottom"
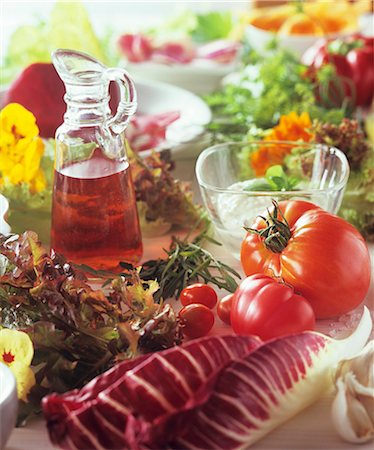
{"left": 5, "top": 156, "right": 374, "bottom": 450}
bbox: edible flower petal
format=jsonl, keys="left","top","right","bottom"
{"left": 251, "top": 111, "right": 314, "bottom": 176}
{"left": 0, "top": 328, "right": 35, "bottom": 401}
{"left": 0, "top": 103, "right": 46, "bottom": 193}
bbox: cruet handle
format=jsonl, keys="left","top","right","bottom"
{"left": 104, "top": 68, "right": 137, "bottom": 135}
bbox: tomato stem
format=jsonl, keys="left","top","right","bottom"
{"left": 245, "top": 200, "right": 291, "bottom": 253}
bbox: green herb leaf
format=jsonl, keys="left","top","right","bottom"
{"left": 205, "top": 47, "right": 346, "bottom": 143}
{"left": 243, "top": 165, "right": 300, "bottom": 193}
{"left": 191, "top": 11, "right": 234, "bottom": 43}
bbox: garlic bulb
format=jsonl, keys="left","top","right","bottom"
{"left": 331, "top": 340, "right": 374, "bottom": 444}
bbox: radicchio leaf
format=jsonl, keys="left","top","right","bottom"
{"left": 43, "top": 308, "right": 371, "bottom": 450}
{"left": 174, "top": 307, "right": 372, "bottom": 449}
{"left": 42, "top": 334, "right": 261, "bottom": 449}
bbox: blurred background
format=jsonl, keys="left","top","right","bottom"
{"left": 1, "top": 1, "right": 246, "bottom": 54}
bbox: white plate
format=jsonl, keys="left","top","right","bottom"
{"left": 245, "top": 24, "right": 350, "bottom": 59}
{"left": 0, "top": 363, "right": 18, "bottom": 449}
{"left": 134, "top": 77, "right": 212, "bottom": 159}
{"left": 127, "top": 60, "right": 237, "bottom": 96}
{"left": 0, "top": 78, "right": 212, "bottom": 161}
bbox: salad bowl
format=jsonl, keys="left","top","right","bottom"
{"left": 196, "top": 141, "right": 350, "bottom": 259}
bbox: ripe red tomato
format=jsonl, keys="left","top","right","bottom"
{"left": 230, "top": 273, "right": 315, "bottom": 340}
{"left": 241, "top": 200, "right": 371, "bottom": 319}
{"left": 179, "top": 283, "right": 218, "bottom": 309}
{"left": 179, "top": 304, "right": 215, "bottom": 338}
{"left": 217, "top": 294, "right": 234, "bottom": 325}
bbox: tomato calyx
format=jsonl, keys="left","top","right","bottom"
{"left": 245, "top": 200, "right": 292, "bottom": 253}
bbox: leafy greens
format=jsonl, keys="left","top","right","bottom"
{"left": 0, "top": 231, "right": 181, "bottom": 421}
{"left": 205, "top": 48, "right": 345, "bottom": 143}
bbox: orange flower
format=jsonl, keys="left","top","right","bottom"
{"left": 250, "top": 112, "right": 314, "bottom": 176}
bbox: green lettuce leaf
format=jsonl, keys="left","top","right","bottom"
{"left": 1, "top": 1, "right": 107, "bottom": 86}
{"left": 191, "top": 11, "right": 234, "bottom": 43}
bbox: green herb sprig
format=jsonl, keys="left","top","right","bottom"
{"left": 121, "top": 228, "right": 241, "bottom": 301}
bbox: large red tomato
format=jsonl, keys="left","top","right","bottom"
{"left": 240, "top": 200, "right": 371, "bottom": 319}
{"left": 231, "top": 273, "right": 315, "bottom": 340}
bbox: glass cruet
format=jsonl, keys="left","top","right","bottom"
{"left": 50, "top": 49, "right": 142, "bottom": 271}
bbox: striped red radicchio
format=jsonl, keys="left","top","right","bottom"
{"left": 42, "top": 334, "right": 261, "bottom": 449}
{"left": 43, "top": 308, "right": 371, "bottom": 450}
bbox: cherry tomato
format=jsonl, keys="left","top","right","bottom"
{"left": 231, "top": 273, "right": 315, "bottom": 341}
{"left": 241, "top": 200, "right": 371, "bottom": 319}
{"left": 217, "top": 294, "right": 234, "bottom": 325}
{"left": 179, "top": 304, "right": 215, "bottom": 338}
{"left": 179, "top": 283, "right": 218, "bottom": 309}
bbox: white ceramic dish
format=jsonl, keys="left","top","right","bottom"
{"left": 0, "top": 78, "right": 212, "bottom": 161}
{"left": 0, "top": 363, "right": 18, "bottom": 449}
{"left": 245, "top": 23, "right": 346, "bottom": 59}
{"left": 134, "top": 77, "right": 212, "bottom": 159}
{"left": 127, "top": 60, "right": 237, "bottom": 96}
{"left": 0, "top": 195, "right": 11, "bottom": 235}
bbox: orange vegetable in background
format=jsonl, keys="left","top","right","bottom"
{"left": 250, "top": 7, "right": 292, "bottom": 32}
{"left": 247, "top": 0, "right": 369, "bottom": 35}
{"left": 278, "top": 12, "right": 324, "bottom": 36}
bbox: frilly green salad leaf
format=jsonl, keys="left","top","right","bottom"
{"left": 205, "top": 48, "right": 345, "bottom": 142}
{"left": 145, "top": 10, "right": 235, "bottom": 43}
{"left": 190, "top": 11, "right": 235, "bottom": 43}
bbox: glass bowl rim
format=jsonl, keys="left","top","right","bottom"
{"left": 195, "top": 140, "right": 350, "bottom": 195}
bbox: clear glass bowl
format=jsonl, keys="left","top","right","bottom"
{"left": 196, "top": 141, "right": 350, "bottom": 259}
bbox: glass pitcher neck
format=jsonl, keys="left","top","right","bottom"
{"left": 63, "top": 81, "right": 111, "bottom": 127}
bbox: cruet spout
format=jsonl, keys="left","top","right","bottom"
{"left": 52, "top": 49, "right": 106, "bottom": 85}
{"left": 52, "top": 49, "right": 137, "bottom": 135}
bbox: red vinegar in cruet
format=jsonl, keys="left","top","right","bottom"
{"left": 51, "top": 149, "right": 142, "bottom": 271}
{"left": 51, "top": 49, "right": 142, "bottom": 271}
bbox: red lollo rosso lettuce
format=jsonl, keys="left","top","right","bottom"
{"left": 42, "top": 308, "right": 372, "bottom": 449}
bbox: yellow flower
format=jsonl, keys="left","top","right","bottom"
{"left": 0, "top": 328, "right": 35, "bottom": 401}
{"left": 251, "top": 111, "right": 314, "bottom": 176}
{"left": 0, "top": 103, "right": 46, "bottom": 193}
